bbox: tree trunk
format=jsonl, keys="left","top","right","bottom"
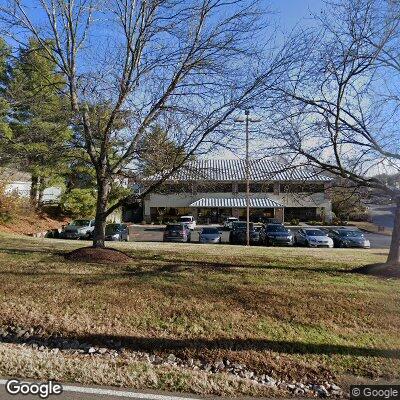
{"left": 38, "top": 176, "right": 45, "bottom": 206}
{"left": 92, "top": 179, "right": 110, "bottom": 248}
{"left": 386, "top": 198, "right": 400, "bottom": 266}
{"left": 30, "top": 175, "right": 38, "bottom": 206}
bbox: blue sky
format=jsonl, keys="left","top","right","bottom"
{"left": 268, "top": 0, "right": 323, "bottom": 29}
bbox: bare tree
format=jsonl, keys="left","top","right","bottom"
{"left": 0, "top": 0, "right": 294, "bottom": 247}
{"left": 258, "top": 0, "right": 400, "bottom": 265}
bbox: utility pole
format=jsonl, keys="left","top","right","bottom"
{"left": 234, "top": 110, "right": 261, "bottom": 246}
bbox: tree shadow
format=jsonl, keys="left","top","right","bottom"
{"left": 3, "top": 331, "right": 399, "bottom": 360}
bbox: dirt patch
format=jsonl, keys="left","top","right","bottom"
{"left": 65, "top": 247, "right": 132, "bottom": 264}
{"left": 0, "top": 212, "right": 68, "bottom": 236}
{"left": 353, "top": 263, "right": 400, "bottom": 278}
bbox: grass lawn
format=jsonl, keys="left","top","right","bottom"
{"left": 0, "top": 233, "right": 399, "bottom": 396}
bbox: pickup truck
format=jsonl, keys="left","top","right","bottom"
{"left": 60, "top": 219, "right": 95, "bottom": 239}
{"left": 180, "top": 215, "right": 196, "bottom": 230}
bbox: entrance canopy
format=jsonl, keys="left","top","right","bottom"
{"left": 189, "top": 197, "right": 283, "bottom": 208}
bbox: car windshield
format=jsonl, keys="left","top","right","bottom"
{"left": 180, "top": 217, "right": 192, "bottom": 222}
{"left": 71, "top": 219, "right": 90, "bottom": 227}
{"left": 202, "top": 228, "right": 219, "bottom": 234}
{"left": 305, "top": 229, "right": 326, "bottom": 236}
{"left": 105, "top": 224, "right": 122, "bottom": 234}
{"left": 267, "top": 225, "right": 286, "bottom": 232}
{"left": 233, "top": 222, "right": 253, "bottom": 230}
{"left": 339, "top": 230, "right": 363, "bottom": 237}
{"left": 166, "top": 224, "right": 182, "bottom": 230}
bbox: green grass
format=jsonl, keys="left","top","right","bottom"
{"left": 0, "top": 232, "right": 399, "bottom": 395}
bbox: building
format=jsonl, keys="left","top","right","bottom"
{"left": 142, "top": 159, "right": 332, "bottom": 224}
{"left": 0, "top": 169, "right": 62, "bottom": 203}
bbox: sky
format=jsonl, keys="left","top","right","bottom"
{"left": 268, "top": 0, "right": 323, "bottom": 30}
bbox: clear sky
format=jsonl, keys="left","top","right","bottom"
{"left": 268, "top": 0, "right": 323, "bottom": 30}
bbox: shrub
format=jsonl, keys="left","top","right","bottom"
{"left": 290, "top": 218, "right": 299, "bottom": 226}
{"left": 60, "top": 189, "right": 96, "bottom": 218}
{"left": 0, "top": 182, "right": 31, "bottom": 223}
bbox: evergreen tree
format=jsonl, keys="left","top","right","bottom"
{"left": 0, "top": 38, "right": 11, "bottom": 147}
{"left": 6, "top": 38, "right": 71, "bottom": 204}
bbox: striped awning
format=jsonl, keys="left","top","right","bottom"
{"left": 189, "top": 197, "right": 283, "bottom": 209}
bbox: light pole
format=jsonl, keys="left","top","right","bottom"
{"left": 234, "top": 110, "right": 261, "bottom": 246}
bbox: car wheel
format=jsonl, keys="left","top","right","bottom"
{"left": 125, "top": 235, "right": 130, "bottom": 242}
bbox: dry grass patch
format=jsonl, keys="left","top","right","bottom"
{"left": 0, "top": 233, "right": 399, "bottom": 394}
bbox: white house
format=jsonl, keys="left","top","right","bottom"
{"left": 1, "top": 169, "right": 62, "bottom": 203}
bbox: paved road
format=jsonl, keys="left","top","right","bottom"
{"left": 0, "top": 379, "right": 202, "bottom": 400}
{"left": 369, "top": 204, "right": 396, "bottom": 229}
{"left": 129, "top": 225, "right": 391, "bottom": 249}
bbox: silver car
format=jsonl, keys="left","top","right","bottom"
{"left": 294, "top": 228, "right": 334, "bottom": 248}
{"left": 199, "top": 227, "right": 222, "bottom": 244}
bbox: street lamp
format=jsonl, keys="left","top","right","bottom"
{"left": 234, "top": 110, "right": 261, "bottom": 246}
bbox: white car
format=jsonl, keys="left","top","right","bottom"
{"left": 223, "top": 217, "right": 239, "bottom": 230}
{"left": 294, "top": 228, "right": 334, "bottom": 248}
{"left": 180, "top": 215, "right": 196, "bottom": 230}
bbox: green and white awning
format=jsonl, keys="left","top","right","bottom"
{"left": 189, "top": 197, "right": 283, "bottom": 209}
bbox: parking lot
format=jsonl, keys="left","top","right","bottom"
{"left": 128, "top": 225, "right": 391, "bottom": 248}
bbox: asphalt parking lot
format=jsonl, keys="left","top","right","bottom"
{"left": 129, "top": 225, "right": 391, "bottom": 249}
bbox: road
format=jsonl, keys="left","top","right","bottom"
{"left": 369, "top": 204, "right": 396, "bottom": 229}
{"left": 130, "top": 225, "right": 391, "bottom": 249}
{"left": 0, "top": 379, "right": 202, "bottom": 400}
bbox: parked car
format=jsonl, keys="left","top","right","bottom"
{"left": 180, "top": 215, "right": 196, "bottom": 230}
{"left": 199, "top": 227, "right": 222, "bottom": 244}
{"left": 223, "top": 217, "right": 239, "bottom": 230}
{"left": 60, "top": 219, "right": 95, "bottom": 239}
{"left": 229, "top": 221, "right": 259, "bottom": 245}
{"left": 163, "top": 224, "right": 191, "bottom": 242}
{"left": 260, "top": 224, "right": 293, "bottom": 246}
{"left": 328, "top": 228, "right": 371, "bottom": 248}
{"left": 294, "top": 228, "right": 334, "bottom": 248}
{"left": 105, "top": 223, "right": 130, "bottom": 241}
{"left": 264, "top": 218, "right": 281, "bottom": 224}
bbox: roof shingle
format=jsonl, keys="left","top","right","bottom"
{"left": 147, "top": 159, "right": 330, "bottom": 182}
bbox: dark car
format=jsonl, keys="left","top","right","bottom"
{"left": 163, "top": 224, "right": 191, "bottom": 242}
{"left": 328, "top": 228, "right": 371, "bottom": 248}
{"left": 105, "top": 223, "right": 130, "bottom": 241}
{"left": 229, "top": 221, "right": 258, "bottom": 245}
{"left": 260, "top": 224, "right": 293, "bottom": 246}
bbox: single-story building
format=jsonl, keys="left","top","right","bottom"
{"left": 142, "top": 159, "right": 332, "bottom": 224}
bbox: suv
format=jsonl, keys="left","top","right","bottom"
{"left": 229, "top": 221, "right": 258, "bottom": 245}
{"left": 60, "top": 219, "right": 95, "bottom": 239}
{"left": 180, "top": 215, "right": 196, "bottom": 230}
{"left": 163, "top": 224, "right": 191, "bottom": 242}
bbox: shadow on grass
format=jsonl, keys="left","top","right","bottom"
{"left": 0, "top": 241, "right": 369, "bottom": 275}
{"left": 0, "top": 248, "right": 56, "bottom": 256}
{"left": 2, "top": 331, "right": 399, "bottom": 359}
